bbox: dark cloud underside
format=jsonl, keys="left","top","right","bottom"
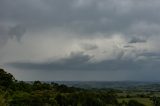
{"left": 7, "top": 52, "right": 160, "bottom": 72}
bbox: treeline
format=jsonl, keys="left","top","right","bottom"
{"left": 0, "top": 68, "right": 153, "bottom": 106}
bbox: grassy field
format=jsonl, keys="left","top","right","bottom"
{"left": 118, "top": 98, "right": 153, "bottom": 106}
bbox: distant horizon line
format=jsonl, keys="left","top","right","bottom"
{"left": 23, "top": 80, "right": 160, "bottom": 82}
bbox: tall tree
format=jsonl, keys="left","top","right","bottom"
{"left": 0, "top": 68, "right": 15, "bottom": 89}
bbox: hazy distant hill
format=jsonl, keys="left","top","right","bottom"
{"left": 53, "top": 81, "right": 160, "bottom": 91}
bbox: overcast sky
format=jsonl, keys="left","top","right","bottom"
{"left": 1, "top": 0, "right": 160, "bottom": 81}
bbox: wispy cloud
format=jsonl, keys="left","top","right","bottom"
{"left": 0, "top": 24, "right": 25, "bottom": 47}
{"left": 129, "top": 37, "right": 146, "bottom": 43}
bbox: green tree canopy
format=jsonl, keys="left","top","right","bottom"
{"left": 0, "top": 68, "right": 15, "bottom": 89}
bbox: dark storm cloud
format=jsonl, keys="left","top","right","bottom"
{"left": 1, "top": 0, "right": 160, "bottom": 36}
{"left": 7, "top": 52, "right": 159, "bottom": 71}
{"left": 8, "top": 25, "right": 26, "bottom": 41}
{"left": 129, "top": 37, "right": 146, "bottom": 43}
{"left": 123, "top": 45, "right": 135, "bottom": 48}
{"left": 0, "top": 24, "right": 25, "bottom": 47}
{"left": 7, "top": 52, "right": 92, "bottom": 71}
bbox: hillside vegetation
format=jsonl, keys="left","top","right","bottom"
{"left": 0, "top": 68, "right": 159, "bottom": 106}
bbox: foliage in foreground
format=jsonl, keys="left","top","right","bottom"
{"left": 0, "top": 68, "right": 157, "bottom": 106}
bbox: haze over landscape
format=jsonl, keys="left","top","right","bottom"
{"left": 1, "top": 0, "right": 160, "bottom": 81}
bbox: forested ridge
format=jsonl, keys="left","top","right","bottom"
{"left": 0, "top": 68, "right": 159, "bottom": 106}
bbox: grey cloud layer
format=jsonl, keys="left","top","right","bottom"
{"left": 1, "top": 0, "right": 160, "bottom": 81}
{"left": 1, "top": 0, "right": 160, "bottom": 36}
{"left": 7, "top": 52, "right": 160, "bottom": 71}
